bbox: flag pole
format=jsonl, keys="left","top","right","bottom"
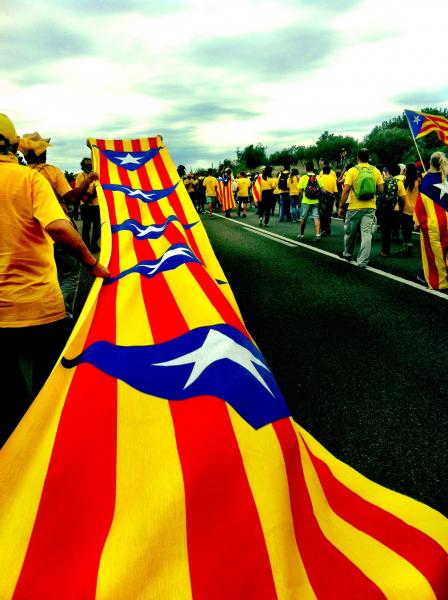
{"left": 404, "top": 111, "right": 426, "bottom": 171}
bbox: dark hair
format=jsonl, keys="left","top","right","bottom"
{"left": 388, "top": 163, "right": 401, "bottom": 177}
{"left": 404, "top": 163, "right": 419, "bottom": 191}
{"left": 177, "top": 164, "right": 186, "bottom": 177}
{"left": 323, "top": 160, "right": 330, "bottom": 166}
{"left": 263, "top": 165, "right": 273, "bottom": 179}
{"left": 207, "top": 168, "right": 213, "bottom": 175}
{"left": 81, "top": 157, "right": 91, "bottom": 167}
{"left": 305, "top": 160, "right": 314, "bottom": 172}
{"left": 240, "top": 171, "right": 246, "bottom": 177}
{"left": 323, "top": 165, "right": 331, "bottom": 174}
{"left": 291, "top": 167, "right": 299, "bottom": 177}
{"left": 346, "top": 162, "right": 355, "bottom": 170}
{"left": 26, "top": 150, "right": 45, "bottom": 164}
{"left": 358, "top": 148, "right": 370, "bottom": 162}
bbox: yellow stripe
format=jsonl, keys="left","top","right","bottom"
{"left": 229, "top": 411, "right": 317, "bottom": 600}
{"left": 422, "top": 195, "right": 448, "bottom": 289}
{"left": 297, "top": 432, "right": 436, "bottom": 599}
{"left": 0, "top": 305, "right": 95, "bottom": 600}
{"left": 95, "top": 200, "right": 191, "bottom": 600}
{"left": 297, "top": 425, "right": 448, "bottom": 552}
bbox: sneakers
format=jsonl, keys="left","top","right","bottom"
{"left": 313, "top": 235, "right": 321, "bottom": 242}
{"left": 259, "top": 217, "right": 263, "bottom": 226}
{"left": 297, "top": 234, "right": 304, "bottom": 240}
{"left": 416, "top": 274, "right": 428, "bottom": 287}
{"left": 337, "top": 251, "right": 352, "bottom": 261}
{"left": 209, "top": 214, "right": 214, "bottom": 219}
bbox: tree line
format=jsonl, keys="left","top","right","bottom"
{"left": 215, "top": 106, "right": 448, "bottom": 174}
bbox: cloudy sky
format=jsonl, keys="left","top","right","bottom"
{"left": 1, "top": 0, "right": 447, "bottom": 172}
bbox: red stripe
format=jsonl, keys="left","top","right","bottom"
{"left": 112, "top": 139, "right": 277, "bottom": 598}
{"left": 273, "top": 418, "right": 386, "bottom": 599}
{"left": 301, "top": 437, "right": 448, "bottom": 600}
{"left": 170, "top": 397, "right": 278, "bottom": 599}
{"left": 415, "top": 194, "right": 440, "bottom": 289}
{"left": 433, "top": 202, "right": 448, "bottom": 287}
{"left": 13, "top": 255, "right": 118, "bottom": 598}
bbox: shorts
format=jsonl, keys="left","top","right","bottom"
{"left": 300, "top": 203, "right": 319, "bottom": 220}
{"left": 206, "top": 196, "right": 215, "bottom": 204}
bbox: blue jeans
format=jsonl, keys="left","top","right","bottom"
{"left": 279, "top": 193, "right": 290, "bottom": 221}
{"left": 343, "top": 208, "right": 376, "bottom": 267}
{"left": 290, "top": 195, "right": 301, "bottom": 222}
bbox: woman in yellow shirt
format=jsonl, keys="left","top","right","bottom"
{"left": 258, "top": 166, "right": 277, "bottom": 227}
{"left": 401, "top": 163, "right": 420, "bottom": 256}
{"left": 287, "top": 168, "right": 300, "bottom": 222}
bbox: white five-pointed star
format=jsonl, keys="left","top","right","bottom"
{"left": 117, "top": 153, "right": 144, "bottom": 165}
{"left": 433, "top": 181, "right": 448, "bottom": 199}
{"left": 153, "top": 329, "right": 274, "bottom": 395}
{"left": 413, "top": 115, "right": 421, "bottom": 124}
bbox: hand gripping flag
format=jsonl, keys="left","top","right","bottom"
{"left": 0, "top": 137, "right": 447, "bottom": 600}
{"left": 414, "top": 171, "right": 448, "bottom": 289}
{"left": 405, "top": 109, "right": 448, "bottom": 145}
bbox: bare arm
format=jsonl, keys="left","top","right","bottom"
{"left": 62, "top": 173, "right": 99, "bottom": 204}
{"left": 45, "top": 219, "right": 109, "bottom": 278}
{"left": 338, "top": 184, "right": 351, "bottom": 215}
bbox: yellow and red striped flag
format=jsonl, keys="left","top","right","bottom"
{"left": 252, "top": 174, "right": 262, "bottom": 204}
{"left": 415, "top": 170, "right": 448, "bottom": 289}
{"left": 0, "top": 137, "right": 447, "bottom": 599}
{"left": 217, "top": 175, "right": 236, "bottom": 212}
{"left": 405, "top": 109, "right": 448, "bottom": 145}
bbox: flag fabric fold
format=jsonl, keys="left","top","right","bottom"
{"left": 0, "top": 137, "right": 447, "bottom": 600}
{"left": 405, "top": 109, "right": 448, "bottom": 145}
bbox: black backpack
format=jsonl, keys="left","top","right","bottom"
{"left": 278, "top": 171, "right": 289, "bottom": 192}
{"left": 381, "top": 177, "right": 399, "bottom": 210}
{"left": 304, "top": 175, "right": 321, "bottom": 200}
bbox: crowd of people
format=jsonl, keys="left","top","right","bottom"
{"left": 179, "top": 149, "right": 447, "bottom": 283}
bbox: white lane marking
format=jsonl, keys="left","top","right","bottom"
{"left": 242, "top": 226, "right": 296, "bottom": 247}
{"left": 213, "top": 214, "right": 448, "bottom": 301}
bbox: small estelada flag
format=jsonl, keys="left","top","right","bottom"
{"left": 405, "top": 109, "right": 448, "bottom": 145}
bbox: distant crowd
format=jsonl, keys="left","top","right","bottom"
{"left": 177, "top": 147, "right": 448, "bottom": 289}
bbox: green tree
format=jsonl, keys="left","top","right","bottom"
{"left": 236, "top": 143, "right": 268, "bottom": 169}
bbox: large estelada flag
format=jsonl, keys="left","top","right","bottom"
{"left": 405, "top": 109, "right": 448, "bottom": 145}
{"left": 0, "top": 137, "right": 447, "bottom": 599}
{"left": 414, "top": 171, "right": 448, "bottom": 290}
{"left": 217, "top": 175, "right": 236, "bottom": 212}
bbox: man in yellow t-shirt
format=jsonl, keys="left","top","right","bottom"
{"left": 338, "top": 148, "right": 384, "bottom": 267}
{"left": 237, "top": 171, "right": 251, "bottom": 218}
{"left": 203, "top": 168, "right": 220, "bottom": 218}
{"left": 19, "top": 136, "right": 99, "bottom": 318}
{"left": 0, "top": 114, "right": 109, "bottom": 446}
{"left": 297, "top": 161, "right": 325, "bottom": 240}
{"left": 76, "top": 157, "right": 100, "bottom": 252}
{"left": 318, "top": 164, "right": 338, "bottom": 236}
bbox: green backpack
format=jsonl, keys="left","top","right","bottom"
{"left": 354, "top": 165, "right": 376, "bottom": 201}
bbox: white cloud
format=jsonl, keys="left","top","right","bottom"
{"left": 1, "top": 0, "right": 447, "bottom": 171}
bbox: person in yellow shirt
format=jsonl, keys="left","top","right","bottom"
{"left": 203, "top": 168, "right": 220, "bottom": 218}
{"left": 287, "top": 168, "right": 301, "bottom": 222}
{"left": 338, "top": 148, "right": 384, "bottom": 267}
{"left": 378, "top": 163, "right": 406, "bottom": 257}
{"left": 0, "top": 114, "right": 109, "bottom": 446}
{"left": 401, "top": 163, "right": 420, "bottom": 256}
{"left": 318, "top": 164, "right": 338, "bottom": 236}
{"left": 297, "top": 161, "right": 325, "bottom": 241}
{"left": 237, "top": 171, "right": 251, "bottom": 218}
{"left": 258, "top": 166, "right": 277, "bottom": 226}
{"left": 76, "top": 157, "right": 100, "bottom": 252}
{"left": 319, "top": 160, "right": 337, "bottom": 182}
{"left": 19, "top": 136, "right": 99, "bottom": 319}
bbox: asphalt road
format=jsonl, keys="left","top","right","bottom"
{"left": 202, "top": 206, "right": 448, "bottom": 516}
